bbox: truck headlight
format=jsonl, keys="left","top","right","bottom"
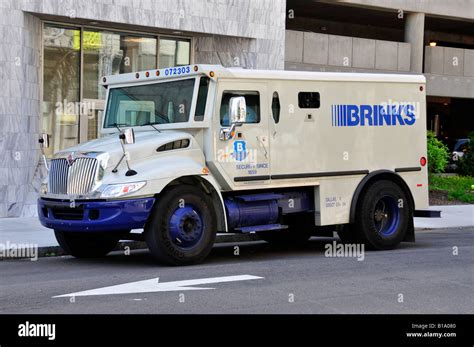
{"left": 100, "top": 182, "right": 146, "bottom": 198}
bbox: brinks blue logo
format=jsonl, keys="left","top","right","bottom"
{"left": 233, "top": 140, "right": 247, "bottom": 161}
{"left": 331, "top": 104, "right": 416, "bottom": 127}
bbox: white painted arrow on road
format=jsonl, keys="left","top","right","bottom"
{"left": 53, "top": 275, "right": 264, "bottom": 298}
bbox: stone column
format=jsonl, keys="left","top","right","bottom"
{"left": 404, "top": 12, "right": 425, "bottom": 73}
{"left": 0, "top": 2, "right": 42, "bottom": 217}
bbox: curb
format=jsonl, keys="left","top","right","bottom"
{"left": 1, "top": 233, "right": 263, "bottom": 260}
{"left": 414, "top": 226, "right": 474, "bottom": 231}
{"left": 3, "top": 228, "right": 472, "bottom": 260}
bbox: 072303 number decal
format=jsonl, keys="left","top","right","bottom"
{"left": 164, "top": 66, "right": 191, "bottom": 76}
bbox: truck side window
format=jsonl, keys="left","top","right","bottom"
{"left": 194, "top": 77, "right": 209, "bottom": 121}
{"left": 272, "top": 92, "right": 280, "bottom": 123}
{"left": 298, "top": 92, "right": 320, "bottom": 109}
{"left": 220, "top": 91, "right": 260, "bottom": 126}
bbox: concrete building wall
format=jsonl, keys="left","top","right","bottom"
{"left": 286, "top": 16, "right": 404, "bottom": 42}
{"left": 285, "top": 31, "right": 411, "bottom": 73}
{"left": 0, "top": 0, "right": 286, "bottom": 217}
{"left": 339, "top": 0, "right": 474, "bottom": 21}
{"left": 0, "top": 1, "right": 42, "bottom": 218}
{"left": 194, "top": 35, "right": 285, "bottom": 70}
{"left": 20, "top": 0, "right": 286, "bottom": 70}
{"left": 424, "top": 46, "right": 474, "bottom": 99}
{"left": 284, "top": 2, "right": 473, "bottom": 101}
{"left": 425, "top": 74, "right": 474, "bottom": 99}
{"left": 425, "top": 46, "right": 474, "bottom": 77}
{"left": 21, "top": 0, "right": 285, "bottom": 40}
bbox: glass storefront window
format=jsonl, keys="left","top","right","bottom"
{"left": 159, "top": 38, "right": 191, "bottom": 68}
{"left": 42, "top": 24, "right": 192, "bottom": 155}
{"left": 83, "top": 31, "right": 157, "bottom": 100}
{"left": 42, "top": 26, "right": 81, "bottom": 155}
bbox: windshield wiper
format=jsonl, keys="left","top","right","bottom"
{"left": 139, "top": 121, "right": 162, "bottom": 133}
{"left": 110, "top": 123, "right": 129, "bottom": 132}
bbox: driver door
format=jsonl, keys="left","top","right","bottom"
{"left": 214, "top": 82, "right": 270, "bottom": 189}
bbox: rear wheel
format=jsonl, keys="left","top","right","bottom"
{"left": 145, "top": 185, "right": 217, "bottom": 265}
{"left": 337, "top": 224, "right": 357, "bottom": 244}
{"left": 54, "top": 230, "right": 123, "bottom": 258}
{"left": 352, "top": 180, "right": 411, "bottom": 250}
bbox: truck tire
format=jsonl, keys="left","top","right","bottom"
{"left": 145, "top": 185, "right": 217, "bottom": 265}
{"left": 353, "top": 179, "right": 410, "bottom": 250}
{"left": 54, "top": 230, "right": 122, "bottom": 258}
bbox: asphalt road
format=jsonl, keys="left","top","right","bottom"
{"left": 0, "top": 227, "right": 472, "bottom": 314}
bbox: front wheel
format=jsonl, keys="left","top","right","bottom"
{"left": 54, "top": 230, "right": 123, "bottom": 258}
{"left": 353, "top": 180, "right": 411, "bottom": 250}
{"left": 145, "top": 185, "right": 217, "bottom": 265}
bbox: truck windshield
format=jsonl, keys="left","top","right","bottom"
{"left": 104, "top": 78, "right": 195, "bottom": 128}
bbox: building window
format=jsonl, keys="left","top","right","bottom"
{"left": 41, "top": 23, "right": 192, "bottom": 156}
{"left": 159, "top": 38, "right": 191, "bottom": 68}
{"left": 42, "top": 25, "right": 81, "bottom": 156}
{"left": 83, "top": 31, "right": 157, "bottom": 100}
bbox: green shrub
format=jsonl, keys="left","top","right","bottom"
{"left": 429, "top": 174, "right": 474, "bottom": 203}
{"left": 457, "top": 132, "right": 474, "bottom": 177}
{"left": 427, "top": 131, "right": 449, "bottom": 173}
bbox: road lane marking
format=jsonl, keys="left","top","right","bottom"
{"left": 53, "top": 274, "right": 264, "bottom": 298}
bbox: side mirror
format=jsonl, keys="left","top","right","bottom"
{"left": 116, "top": 128, "right": 137, "bottom": 176}
{"left": 39, "top": 133, "right": 50, "bottom": 148}
{"left": 219, "top": 96, "right": 246, "bottom": 141}
{"left": 119, "top": 128, "right": 135, "bottom": 145}
{"left": 229, "top": 96, "right": 247, "bottom": 124}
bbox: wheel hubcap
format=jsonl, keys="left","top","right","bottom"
{"left": 169, "top": 205, "right": 204, "bottom": 248}
{"left": 373, "top": 196, "right": 400, "bottom": 236}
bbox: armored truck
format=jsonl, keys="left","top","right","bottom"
{"left": 38, "top": 65, "right": 431, "bottom": 265}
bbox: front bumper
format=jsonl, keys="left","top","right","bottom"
{"left": 38, "top": 197, "right": 155, "bottom": 232}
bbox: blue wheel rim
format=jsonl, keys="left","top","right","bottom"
{"left": 373, "top": 196, "right": 400, "bottom": 236}
{"left": 168, "top": 204, "right": 204, "bottom": 248}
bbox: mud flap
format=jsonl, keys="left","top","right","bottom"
{"left": 403, "top": 213, "right": 415, "bottom": 242}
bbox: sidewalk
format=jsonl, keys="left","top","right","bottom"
{"left": 0, "top": 205, "right": 472, "bottom": 257}
{"left": 414, "top": 204, "right": 474, "bottom": 229}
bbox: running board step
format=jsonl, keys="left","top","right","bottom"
{"left": 414, "top": 209, "right": 441, "bottom": 218}
{"left": 235, "top": 224, "right": 288, "bottom": 233}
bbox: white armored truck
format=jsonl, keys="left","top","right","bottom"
{"left": 38, "top": 64, "right": 433, "bottom": 265}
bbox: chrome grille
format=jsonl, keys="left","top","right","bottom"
{"left": 49, "top": 157, "right": 99, "bottom": 195}
{"left": 49, "top": 159, "right": 68, "bottom": 194}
